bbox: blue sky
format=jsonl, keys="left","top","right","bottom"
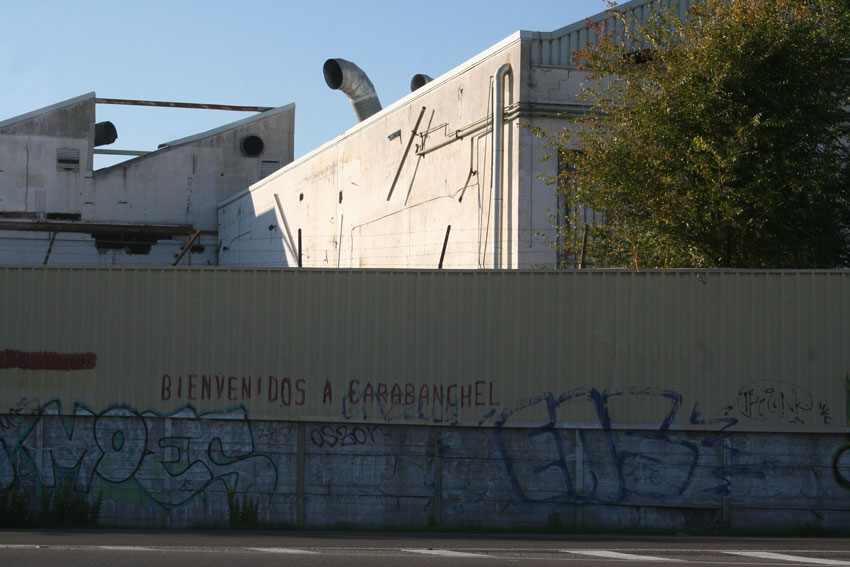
{"left": 2, "top": 1, "right": 607, "bottom": 168}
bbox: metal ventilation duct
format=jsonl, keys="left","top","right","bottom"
{"left": 410, "top": 74, "right": 433, "bottom": 92}
{"left": 94, "top": 121, "right": 118, "bottom": 147}
{"left": 323, "top": 58, "right": 382, "bottom": 122}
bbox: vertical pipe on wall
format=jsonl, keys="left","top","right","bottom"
{"left": 337, "top": 215, "right": 344, "bottom": 268}
{"left": 492, "top": 63, "right": 513, "bottom": 269}
{"left": 297, "top": 422, "right": 305, "bottom": 526}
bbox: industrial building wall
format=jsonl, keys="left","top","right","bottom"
{"left": 218, "top": 36, "right": 529, "bottom": 270}
{"left": 0, "top": 93, "right": 294, "bottom": 267}
{"left": 93, "top": 104, "right": 296, "bottom": 232}
{"left": 215, "top": 0, "right": 698, "bottom": 272}
{"left": 1, "top": 268, "right": 848, "bottom": 530}
{"left": 0, "top": 93, "right": 95, "bottom": 217}
{"left": 216, "top": 35, "right": 581, "bottom": 271}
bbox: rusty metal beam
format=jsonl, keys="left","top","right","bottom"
{"left": 43, "top": 232, "right": 56, "bottom": 265}
{"left": 172, "top": 230, "right": 202, "bottom": 266}
{"left": 0, "top": 220, "right": 213, "bottom": 237}
{"left": 95, "top": 98, "right": 273, "bottom": 112}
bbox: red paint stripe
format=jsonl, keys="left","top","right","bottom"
{"left": 0, "top": 350, "right": 97, "bottom": 371}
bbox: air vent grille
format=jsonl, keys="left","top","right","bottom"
{"left": 57, "top": 148, "right": 80, "bottom": 171}
{"left": 259, "top": 158, "right": 281, "bottom": 179}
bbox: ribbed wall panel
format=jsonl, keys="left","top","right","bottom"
{"left": 531, "top": 0, "right": 694, "bottom": 67}
{"left": 1, "top": 268, "right": 847, "bottom": 432}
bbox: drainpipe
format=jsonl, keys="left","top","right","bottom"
{"left": 492, "top": 63, "right": 512, "bottom": 269}
{"left": 323, "top": 58, "right": 382, "bottom": 122}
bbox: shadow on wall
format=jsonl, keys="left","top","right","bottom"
{"left": 220, "top": 206, "right": 292, "bottom": 267}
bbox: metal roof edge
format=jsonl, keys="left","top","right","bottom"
{"left": 95, "top": 102, "right": 296, "bottom": 174}
{"left": 0, "top": 92, "right": 96, "bottom": 130}
{"left": 160, "top": 102, "right": 295, "bottom": 148}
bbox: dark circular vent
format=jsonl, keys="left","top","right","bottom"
{"left": 241, "top": 135, "right": 264, "bottom": 157}
{"left": 323, "top": 59, "right": 344, "bottom": 90}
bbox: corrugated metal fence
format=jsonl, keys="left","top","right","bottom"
{"left": 2, "top": 267, "right": 847, "bottom": 432}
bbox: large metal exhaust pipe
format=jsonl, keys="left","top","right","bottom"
{"left": 323, "top": 58, "right": 382, "bottom": 122}
{"left": 94, "top": 121, "right": 118, "bottom": 147}
{"left": 410, "top": 74, "right": 433, "bottom": 92}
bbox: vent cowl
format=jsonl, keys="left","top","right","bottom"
{"left": 323, "top": 58, "right": 382, "bottom": 122}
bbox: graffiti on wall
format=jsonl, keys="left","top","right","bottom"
{"left": 478, "top": 380, "right": 847, "bottom": 508}
{"left": 835, "top": 444, "right": 850, "bottom": 489}
{"left": 0, "top": 401, "right": 277, "bottom": 508}
{"left": 736, "top": 380, "right": 822, "bottom": 424}
{"left": 479, "top": 387, "right": 702, "bottom": 505}
{"left": 1, "top": 372, "right": 848, "bottom": 527}
{"left": 342, "top": 379, "right": 500, "bottom": 425}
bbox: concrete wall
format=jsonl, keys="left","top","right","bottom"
{"left": 0, "top": 94, "right": 295, "bottom": 266}
{"left": 0, "top": 232, "right": 217, "bottom": 267}
{"left": 93, "top": 105, "right": 295, "bottom": 231}
{"left": 219, "top": 35, "right": 547, "bottom": 269}
{"left": 0, "top": 93, "right": 95, "bottom": 216}
{"left": 2, "top": 410, "right": 848, "bottom": 531}
{"left": 216, "top": 34, "right": 598, "bottom": 270}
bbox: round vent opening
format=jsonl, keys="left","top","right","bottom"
{"left": 241, "top": 135, "right": 264, "bottom": 157}
{"left": 323, "top": 59, "right": 344, "bottom": 90}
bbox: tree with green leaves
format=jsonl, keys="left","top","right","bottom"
{"left": 540, "top": 0, "right": 850, "bottom": 268}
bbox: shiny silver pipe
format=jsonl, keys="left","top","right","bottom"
{"left": 323, "top": 58, "right": 382, "bottom": 122}
{"left": 492, "top": 63, "right": 512, "bottom": 269}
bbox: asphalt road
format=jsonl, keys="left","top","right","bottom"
{"left": 0, "top": 531, "right": 849, "bottom": 567}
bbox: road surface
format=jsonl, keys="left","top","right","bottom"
{"left": 0, "top": 531, "right": 848, "bottom": 566}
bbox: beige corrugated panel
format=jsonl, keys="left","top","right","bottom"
{"left": 1, "top": 268, "right": 847, "bottom": 432}
{"left": 531, "top": 0, "right": 694, "bottom": 67}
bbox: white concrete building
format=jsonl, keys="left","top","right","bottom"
{"left": 0, "top": 92, "right": 294, "bottom": 265}
{"left": 0, "top": 0, "right": 688, "bottom": 269}
{"left": 218, "top": 0, "right": 689, "bottom": 269}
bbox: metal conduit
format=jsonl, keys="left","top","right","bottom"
{"left": 492, "top": 63, "right": 512, "bottom": 269}
{"left": 414, "top": 102, "right": 578, "bottom": 158}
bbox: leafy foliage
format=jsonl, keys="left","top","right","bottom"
{"left": 540, "top": 0, "right": 850, "bottom": 268}
{"left": 39, "top": 481, "right": 102, "bottom": 528}
{"left": 0, "top": 481, "right": 30, "bottom": 528}
{"left": 0, "top": 481, "right": 101, "bottom": 528}
{"left": 226, "top": 489, "right": 260, "bottom": 529}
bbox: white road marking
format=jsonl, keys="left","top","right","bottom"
{"left": 96, "top": 546, "right": 155, "bottom": 552}
{"left": 402, "top": 548, "right": 492, "bottom": 558}
{"left": 0, "top": 545, "right": 39, "bottom": 549}
{"left": 724, "top": 552, "right": 850, "bottom": 565}
{"left": 247, "top": 547, "right": 318, "bottom": 554}
{"left": 561, "top": 550, "right": 683, "bottom": 562}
